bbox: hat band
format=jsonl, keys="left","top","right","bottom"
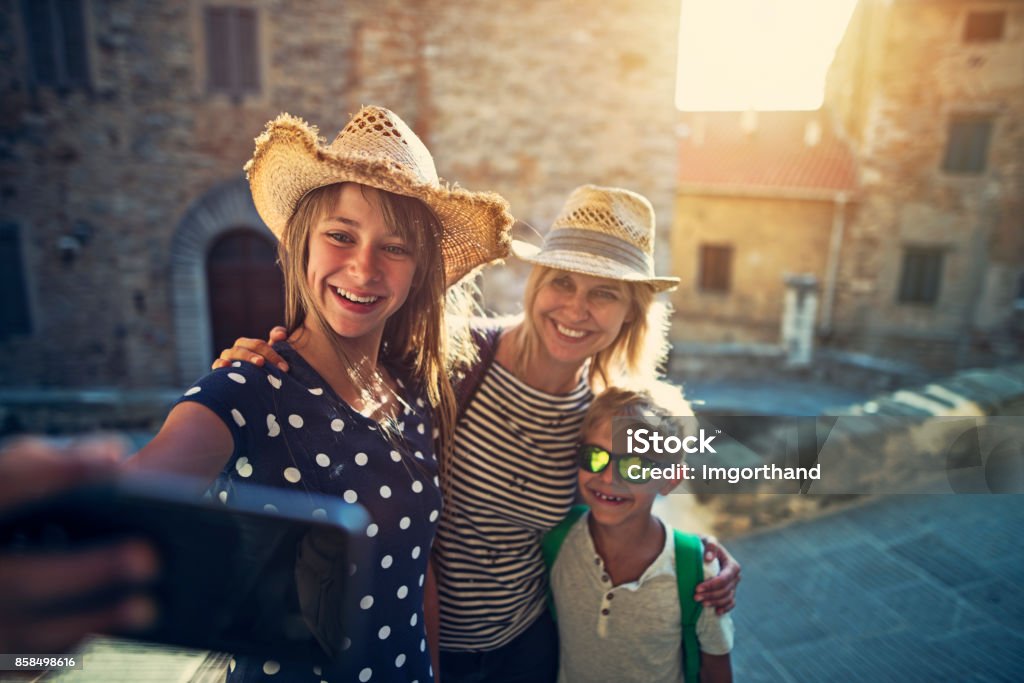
{"left": 542, "top": 228, "right": 653, "bottom": 275}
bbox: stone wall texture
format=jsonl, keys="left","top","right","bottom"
{"left": 825, "top": 0, "right": 1024, "bottom": 369}
{"left": 0, "top": 0, "right": 681, "bottom": 388}
{"left": 671, "top": 194, "right": 842, "bottom": 343}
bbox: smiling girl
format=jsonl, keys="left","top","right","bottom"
{"left": 128, "top": 105, "right": 513, "bottom": 682}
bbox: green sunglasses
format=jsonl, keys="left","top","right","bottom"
{"left": 577, "top": 443, "right": 665, "bottom": 483}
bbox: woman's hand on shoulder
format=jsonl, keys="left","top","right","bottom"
{"left": 695, "top": 536, "right": 741, "bottom": 615}
{"left": 211, "top": 326, "right": 289, "bottom": 372}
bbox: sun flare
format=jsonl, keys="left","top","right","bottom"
{"left": 676, "top": 0, "right": 860, "bottom": 111}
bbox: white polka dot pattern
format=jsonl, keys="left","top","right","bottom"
{"left": 235, "top": 457, "right": 253, "bottom": 478}
{"left": 175, "top": 343, "right": 440, "bottom": 682}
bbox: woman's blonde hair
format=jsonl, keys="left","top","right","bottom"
{"left": 277, "top": 182, "right": 469, "bottom": 474}
{"left": 511, "top": 266, "right": 671, "bottom": 392}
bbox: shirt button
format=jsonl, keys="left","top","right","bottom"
{"left": 594, "top": 558, "right": 601, "bottom": 566}
{"left": 601, "top": 574, "right": 609, "bottom": 583}
{"left": 601, "top": 608, "right": 610, "bottom": 616}
{"left": 606, "top": 593, "right": 614, "bottom": 600}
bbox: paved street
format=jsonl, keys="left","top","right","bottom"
{"left": 727, "top": 494, "right": 1024, "bottom": 682}
{"left": 6, "top": 493, "right": 1020, "bottom": 682}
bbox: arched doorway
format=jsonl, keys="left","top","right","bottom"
{"left": 171, "top": 177, "right": 277, "bottom": 384}
{"left": 206, "top": 229, "right": 285, "bottom": 358}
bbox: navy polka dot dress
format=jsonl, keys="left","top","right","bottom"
{"left": 177, "top": 342, "right": 441, "bottom": 682}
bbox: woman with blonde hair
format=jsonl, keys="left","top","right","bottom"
{"left": 218, "top": 184, "right": 741, "bottom": 682}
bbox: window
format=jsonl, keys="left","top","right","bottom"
{"left": 942, "top": 117, "right": 993, "bottom": 174}
{"left": 204, "top": 6, "right": 260, "bottom": 97}
{"left": 0, "top": 223, "right": 32, "bottom": 338}
{"left": 898, "top": 246, "right": 944, "bottom": 305}
{"left": 963, "top": 11, "right": 1005, "bottom": 42}
{"left": 698, "top": 244, "right": 732, "bottom": 293}
{"left": 21, "top": 0, "right": 90, "bottom": 89}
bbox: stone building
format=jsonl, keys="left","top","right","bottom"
{"left": 825, "top": 0, "right": 1024, "bottom": 369}
{"left": 673, "top": 0, "right": 1024, "bottom": 371}
{"left": 672, "top": 110, "right": 858, "bottom": 344}
{"left": 0, "top": 0, "right": 681, "bottom": 390}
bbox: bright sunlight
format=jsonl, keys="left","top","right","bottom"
{"left": 676, "top": 0, "right": 860, "bottom": 111}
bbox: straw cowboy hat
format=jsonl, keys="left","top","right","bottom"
{"left": 512, "top": 184, "right": 679, "bottom": 292}
{"left": 245, "top": 105, "right": 513, "bottom": 285}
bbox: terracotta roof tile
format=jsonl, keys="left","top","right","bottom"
{"left": 677, "top": 110, "right": 858, "bottom": 196}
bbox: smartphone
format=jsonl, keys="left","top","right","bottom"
{"left": 0, "top": 472, "right": 372, "bottom": 668}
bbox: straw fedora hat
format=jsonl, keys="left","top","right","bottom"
{"left": 512, "top": 185, "right": 679, "bottom": 292}
{"left": 245, "top": 105, "right": 513, "bottom": 285}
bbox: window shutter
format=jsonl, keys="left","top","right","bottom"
{"left": 23, "top": 0, "right": 58, "bottom": 85}
{"left": 943, "top": 118, "right": 992, "bottom": 174}
{"left": 205, "top": 7, "right": 233, "bottom": 93}
{"left": 0, "top": 223, "right": 32, "bottom": 338}
{"left": 699, "top": 244, "right": 733, "bottom": 293}
{"left": 236, "top": 8, "right": 260, "bottom": 93}
{"left": 899, "top": 247, "right": 944, "bottom": 305}
{"left": 963, "top": 11, "right": 1005, "bottom": 43}
{"left": 56, "top": 0, "right": 90, "bottom": 87}
{"left": 204, "top": 6, "right": 260, "bottom": 96}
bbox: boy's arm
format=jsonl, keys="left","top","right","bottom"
{"left": 699, "top": 652, "right": 732, "bottom": 683}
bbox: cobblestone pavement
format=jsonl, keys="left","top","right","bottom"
{"left": 6, "top": 494, "right": 1020, "bottom": 683}
{"left": 727, "top": 494, "right": 1024, "bottom": 682}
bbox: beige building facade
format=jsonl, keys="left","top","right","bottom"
{"left": 672, "top": 110, "right": 858, "bottom": 345}
{"left": 673, "top": 0, "right": 1024, "bottom": 370}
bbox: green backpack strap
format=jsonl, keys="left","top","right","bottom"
{"left": 674, "top": 530, "right": 704, "bottom": 683}
{"left": 540, "top": 505, "right": 589, "bottom": 620}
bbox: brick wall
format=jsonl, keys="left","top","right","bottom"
{"left": 0, "top": 0, "right": 680, "bottom": 388}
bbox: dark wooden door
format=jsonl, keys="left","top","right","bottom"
{"left": 206, "top": 229, "right": 285, "bottom": 358}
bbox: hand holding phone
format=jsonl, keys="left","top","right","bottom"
{"left": 0, "top": 437, "right": 159, "bottom": 653}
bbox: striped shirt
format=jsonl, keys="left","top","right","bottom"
{"left": 436, "top": 359, "right": 593, "bottom": 650}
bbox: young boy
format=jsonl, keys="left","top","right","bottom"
{"left": 544, "top": 387, "right": 734, "bottom": 683}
